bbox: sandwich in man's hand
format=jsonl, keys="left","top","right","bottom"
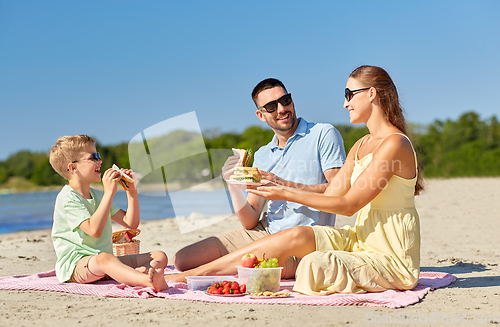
{"left": 229, "top": 148, "right": 261, "bottom": 183}
{"left": 231, "top": 148, "right": 253, "bottom": 167}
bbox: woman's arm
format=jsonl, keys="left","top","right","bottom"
{"left": 259, "top": 167, "right": 340, "bottom": 193}
{"left": 248, "top": 135, "right": 415, "bottom": 216}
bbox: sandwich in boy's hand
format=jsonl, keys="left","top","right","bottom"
{"left": 112, "top": 164, "right": 134, "bottom": 190}
{"left": 229, "top": 148, "right": 261, "bottom": 183}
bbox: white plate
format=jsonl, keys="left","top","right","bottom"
{"left": 207, "top": 293, "right": 247, "bottom": 297}
{"left": 225, "top": 179, "right": 262, "bottom": 186}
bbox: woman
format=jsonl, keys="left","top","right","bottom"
{"left": 166, "top": 65, "right": 424, "bottom": 295}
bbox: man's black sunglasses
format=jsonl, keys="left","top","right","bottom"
{"left": 258, "top": 93, "right": 292, "bottom": 113}
{"left": 345, "top": 87, "right": 371, "bottom": 102}
{"left": 72, "top": 152, "right": 101, "bottom": 163}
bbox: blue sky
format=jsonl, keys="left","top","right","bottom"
{"left": 1, "top": 1, "right": 499, "bottom": 160}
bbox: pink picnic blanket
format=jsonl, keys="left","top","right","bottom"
{"left": 0, "top": 268, "right": 456, "bottom": 309}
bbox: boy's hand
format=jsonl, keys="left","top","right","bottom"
{"left": 102, "top": 168, "right": 121, "bottom": 195}
{"left": 120, "top": 169, "right": 137, "bottom": 193}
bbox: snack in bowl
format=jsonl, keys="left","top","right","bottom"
{"left": 237, "top": 265, "right": 283, "bottom": 294}
{"left": 185, "top": 276, "right": 238, "bottom": 291}
{"left": 112, "top": 164, "right": 134, "bottom": 190}
{"left": 112, "top": 229, "right": 140, "bottom": 256}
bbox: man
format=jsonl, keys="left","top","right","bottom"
{"left": 173, "top": 78, "right": 346, "bottom": 278}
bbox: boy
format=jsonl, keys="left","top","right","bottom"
{"left": 49, "top": 135, "right": 169, "bottom": 291}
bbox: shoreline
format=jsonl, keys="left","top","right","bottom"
{"left": 1, "top": 177, "right": 500, "bottom": 326}
{"left": 2, "top": 175, "right": 499, "bottom": 195}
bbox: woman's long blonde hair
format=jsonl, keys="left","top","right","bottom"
{"left": 350, "top": 65, "right": 424, "bottom": 195}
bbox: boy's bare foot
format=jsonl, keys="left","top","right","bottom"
{"left": 148, "top": 260, "right": 169, "bottom": 292}
{"left": 148, "top": 267, "right": 169, "bottom": 292}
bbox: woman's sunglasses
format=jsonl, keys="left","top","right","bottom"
{"left": 345, "top": 87, "right": 371, "bottom": 102}
{"left": 258, "top": 93, "right": 292, "bottom": 113}
{"left": 72, "top": 152, "right": 101, "bottom": 163}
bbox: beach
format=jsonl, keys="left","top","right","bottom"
{"left": 1, "top": 178, "right": 499, "bottom": 326}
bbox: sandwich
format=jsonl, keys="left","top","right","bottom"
{"left": 230, "top": 166, "right": 262, "bottom": 183}
{"left": 232, "top": 148, "right": 253, "bottom": 167}
{"left": 112, "top": 164, "right": 134, "bottom": 190}
{"left": 229, "top": 148, "right": 261, "bottom": 183}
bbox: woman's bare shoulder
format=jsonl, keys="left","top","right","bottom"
{"left": 374, "top": 133, "right": 414, "bottom": 160}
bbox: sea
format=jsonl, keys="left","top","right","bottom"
{"left": 0, "top": 188, "right": 234, "bottom": 234}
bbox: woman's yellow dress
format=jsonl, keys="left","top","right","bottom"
{"left": 293, "top": 134, "right": 420, "bottom": 295}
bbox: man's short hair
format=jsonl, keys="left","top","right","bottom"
{"left": 251, "top": 78, "right": 288, "bottom": 105}
{"left": 49, "top": 135, "right": 96, "bottom": 180}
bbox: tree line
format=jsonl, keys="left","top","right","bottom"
{"left": 0, "top": 111, "right": 499, "bottom": 190}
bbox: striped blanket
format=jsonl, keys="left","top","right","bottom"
{"left": 0, "top": 269, "right": 456, "bottom": 308}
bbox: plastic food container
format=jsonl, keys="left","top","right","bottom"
{"left": 236, "top": 266, "right": 283, "bottom": 293}
{"left": 185, "top": 276, "right": 239, "bottom": 291}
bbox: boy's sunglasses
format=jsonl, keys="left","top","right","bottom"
{"left": 72, "top": 152, "right": 101, "bottom": 163}
{"left": 258, "top": 93, "right": 292, "bottom": 113}
{"left": 345, "top": 87, "right": 371, "bottom": 102}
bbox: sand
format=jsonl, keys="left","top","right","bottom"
{"left": 1, "top": 178, "right": 499, "bottom": 326}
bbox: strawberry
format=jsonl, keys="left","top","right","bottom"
{"left": 239, "top": 284, "right": 246, "bottom": 293}
{"left": 207, "top": 286, "right": 212, "bottom": 293}
{"left": 212, "top": 282, "right": 220, "bottom": 289}
{"left": 233, "top": 290, "right": 240, "bottom": 294}
{"left": 230, "top": 281, "right": 239, "bottom": 290}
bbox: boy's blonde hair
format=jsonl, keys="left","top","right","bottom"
{"left": 49, "top": 135, "right": 96, "bottom": 180}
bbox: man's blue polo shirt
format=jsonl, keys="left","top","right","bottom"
{"left": 253, "top": 117, "right": 346, "bottom": 234}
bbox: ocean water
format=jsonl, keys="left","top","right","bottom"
{"left": 0, "top": 188, "right": 234, "bottom": 234}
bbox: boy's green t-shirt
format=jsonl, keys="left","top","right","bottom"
{"left": 51, "top": 185, "right": 120, "bottom": 283}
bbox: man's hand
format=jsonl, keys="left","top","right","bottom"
{"left": 102, "top": 168, "right": 120, "bottom": 195}
{"left": 222, "top": 154, "right": 242, "bottom": 181}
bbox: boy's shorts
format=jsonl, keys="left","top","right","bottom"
{"left": 214, "top": 214, "right": 301, "bottom": 279}
{"left": 69, "top": 254, "right": 139, "bottom": 284}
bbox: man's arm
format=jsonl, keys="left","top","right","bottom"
{"left": 227, "top": 184, "right": 267, "bottom": 229}
{"left": 223, "top": 153, "right": 267, "bottom": 230}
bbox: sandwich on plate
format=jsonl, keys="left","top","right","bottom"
{"left": 229, "top": 149, "right": 261, "bottom": 183}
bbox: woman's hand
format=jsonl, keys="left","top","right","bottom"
{"left": 246, "top": 184, "right": 291, "bottom": 201}
{"left": 259, "top": 171, "right": 285, "bottom": 186}
{"left": 102, "top": 168, "right": 120, "bottom": 195}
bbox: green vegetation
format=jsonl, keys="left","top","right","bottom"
{"left": 414, "top": 112, "right": 500, "bottom": 177}
{"left": 1, "top": 111, "right": 498, "bottom": 192}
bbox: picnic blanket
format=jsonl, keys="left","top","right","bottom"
{"left": 0, "top": 268, "right": 456, "bottom": 309}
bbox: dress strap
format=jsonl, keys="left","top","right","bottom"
{"left": 374, "top": 133, "right": 418, "bottom": 174}
{"left": 355, "top": 135, "right": 370, "bottom": 160}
